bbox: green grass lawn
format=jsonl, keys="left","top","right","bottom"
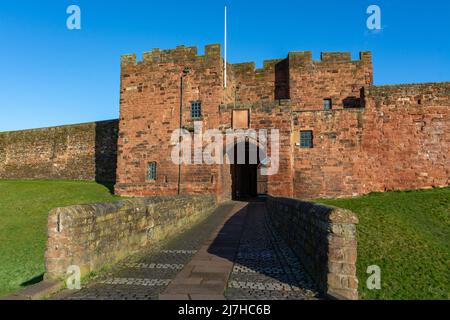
{"left": 0, "top": 180, "right": 120, "bottom": 297}
{"left": 0, "top": 180, "right": 448, "bottom": 299}
{"left": 317, "top": 187, "right": 450, "bottom": 300}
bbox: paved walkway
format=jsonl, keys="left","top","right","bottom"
{"left": 59, "top": 201, "right": 319, "bottom": 300}
{"left": 225, "top": 202, "right": 317, "bottom": 300}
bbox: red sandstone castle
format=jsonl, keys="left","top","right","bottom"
{"left": 114, "top": 44, "right": 450, "bottom": 200}
{"left": 0, "top": 44, "right": 448, "bottom": 200}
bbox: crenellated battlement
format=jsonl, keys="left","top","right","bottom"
{"left": 231, "top": 59, "right": 288, "bottom": 82}
{"left": 121, "top": 44, "right": 222, "bottom": 67}
{"left": 288, "top": 51, "right": 313, "bottom": 64}
{"left": 120, "top": 44, "right": 373, "bottom": 108}
{"left": 121, "top": 53, "right": 137, "bottom": 66}
{"left": 288, "top": 51, "right": 372, "bottom": 65}
{"left": 230, "top": 51, "right": 372, "bottom": 73}
{"left": 359, "top": 51, "right": 372, "bottom": 63}
{"left": 231, "top": 59, "right": 285, "bottom": 71}
{"left": 121, "top": 44, "right": 372, "bottom": 75}
{"left": 321, "top": 52, "right": 351, "bottom": 62}
{"left": 364, "top": 82, "right": 450, "bottom": 105}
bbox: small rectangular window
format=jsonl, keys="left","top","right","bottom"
{"left": 300, "top": 131, "right": 313, "bottom": 148}
{"left": 191, "top": 101, "right": 202, "bottom": 119}
{"left": 147, "top": 162, "right": 157, "bottom": 181}
{"left": 323, "top": 99, "right": 332, "bottom": 110}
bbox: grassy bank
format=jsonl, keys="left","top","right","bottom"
{"left": 1, "top": 180, "right": 448, "bottom": 299}
{"left": 0, "top": 180, "right": 120, "bottom": 297}
{"left": 317, "top": 187, "right": 449, "bottom": 300}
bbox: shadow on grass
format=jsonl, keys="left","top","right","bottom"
{"left": 98, "top": 182, "right": 115, "bottom": 195}
{"left": 21, "top": 273, "right": 44, "bottom": 287}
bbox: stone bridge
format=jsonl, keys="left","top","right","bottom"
{"left": 44, "top": 196, "right": 358, "bottom": 300}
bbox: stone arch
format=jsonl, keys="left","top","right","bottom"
{"left": 224, "top": 136, "right": 268, "bottom": 200}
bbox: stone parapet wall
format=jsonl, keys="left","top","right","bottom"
{"left": 266, "top": 196, "right": 359, "bottom": 300}
{"left": 45, "top": 195, "right": 217, "bottom": 280}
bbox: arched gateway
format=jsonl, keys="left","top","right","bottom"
{"left": 226, "top": 138, "right": 268, "bottom": 200}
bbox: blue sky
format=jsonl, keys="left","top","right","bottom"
{"left": 0, "top": 0, "right": 449, "bottom": 131}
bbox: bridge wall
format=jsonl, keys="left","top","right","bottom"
{"left": 45, "top": 195, "right": 216, "bottom": 280}
{"left": 267, "top": 196, "right": 359, "bottom": 300}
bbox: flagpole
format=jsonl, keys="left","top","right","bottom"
{"left": 224, "top": 5, "right": 227, "bottom": 89}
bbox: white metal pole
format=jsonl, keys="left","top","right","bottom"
{"left": 224, "top": 6, "right": 227, "bottom": 89}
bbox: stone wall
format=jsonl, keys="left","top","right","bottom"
{"left": 219, "top": 100, "right": 294, "bottom": 197}
{"left": 293, "top": 109, "right": 364, "bottom": 198}
{"left": 0, "top": 120, "right": 118, "bottom": 182}
{"left": 116, "top": 45, "right": 231, "bottom": 198}
{"left": 3, "top": 43, "right": 440, "bottom": 200}
{"left": 359, "top": 83, "right": 450, "bottom": 194}
{"left": 289, "top": 51, "right": 373, "bottom": 111}
{"left": 45, "top": 195, "right": 216, "bottom": 279}
{"left": 231, "top": 58, "right": 290, "bottom": 103}
{"left": 293, "top": 82, "right": 450, "bottom": 198}
{"left": 267, "top": 196, "right": 359, "bottom": 300}
{"left": 116, "top": 44, "right": 377, "bottom": 200}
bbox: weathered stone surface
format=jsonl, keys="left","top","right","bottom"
{"left": 0, "top": 120, "right": 118, "bottom": 182}
{"left": 0, "top": 44, "right": 448, "bottom": 200}
{"left": 266, "top": 197, "right": 359, "bottom": 300}
{"left": 45, "top": 195, "right": 216, "bottom": 280}
{"left": 115, "top": 44, "right": 449, "bottom": 199}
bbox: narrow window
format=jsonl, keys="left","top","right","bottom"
{"left": 300, "top": 131, "right": 313, "bottom": 148}
{"left": 147, "top": 162, "right": 157, "bottom": 181}
{"left": 323, "top": 99, "right": 332, "bottom": 110}
{"left": 191, "top": 101, "right": 202, "bottom": 120}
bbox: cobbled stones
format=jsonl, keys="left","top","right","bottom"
{"left": 224, "top": 202, "right": 319, "bottom": 300}
{"left": 64, "top": 203, "right": 236, "bottom": 300}
{"left": 62, "top": 202, "right": 320, "bottom": 300}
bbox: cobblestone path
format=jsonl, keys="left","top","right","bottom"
{"left": 60, "top": 201, "right": 319, "bottom": 300}
{"left": 225, "top": 202, "right": 319, "bottom": 300}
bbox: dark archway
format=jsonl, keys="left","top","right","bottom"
{"left": 229, "top": 140, "right": 267, "bottom": 200}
